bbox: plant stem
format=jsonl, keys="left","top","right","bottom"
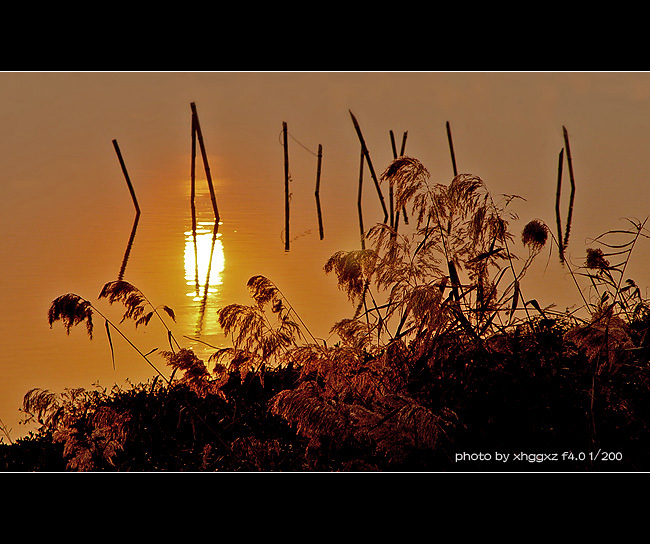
{"left": 91, "top": 302, "right": 171, "bottom": 385}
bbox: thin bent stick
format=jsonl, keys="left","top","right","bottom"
{"left": 112, "top": 139, "right": 141, "bottom": 281}
{"left": 350, "top": 110, "right": 389, "bottom": 223}
{"left": 190, "top": 102, "right": 220, "bottom": 224}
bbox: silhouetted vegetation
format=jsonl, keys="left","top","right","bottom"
{"left": 4, "top": 154, "right": 650, "bottom": 472}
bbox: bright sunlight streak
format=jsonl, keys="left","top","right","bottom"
{"left": 184, "top": 221, "right": 224, "bottom": 302}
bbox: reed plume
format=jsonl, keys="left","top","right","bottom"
{"left": 48, "top": 294, "right": 94, "bottom": 338}
{"left": 99, "top": 280, "right": 176, "bottom": 328}
{"left": 98, "top": 280, "right": 178, "bottom": 352}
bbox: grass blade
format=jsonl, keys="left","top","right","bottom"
{"left": 105, "top": 319, "right": 115, "bottom": 370}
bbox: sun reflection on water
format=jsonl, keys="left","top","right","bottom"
{"left": 184, "top": 220, "right": 224, "bottom": 336}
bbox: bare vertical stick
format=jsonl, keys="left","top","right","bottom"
{"left": 358, "top": 148, "right": 366, "bottom": 250}
{"left": 562, "top": 126, "right": 576, "bottom": 250}
{"left": 190, "top": 114, "right": 200, "bottom": 292}
{"left": 389, "top": 130, "right": 396, "bottom": 228}
{"left": 389, "top": 130, "right": 398, "bottom": 158}
{"left": 400, "top": 131, "right": 408, "bottom": 157}
{"left": 446, "top": 121, "right": 458, "bottom": 177}
{"left": 112, "top": 139, "right": 141, "bottom": 217}
{"left": 190, "top": 113, "right": 197, "bottom": 234}
{"left": 350, "top": 110, "right": 389, "bottom": 223}
{"left": 555, "top": 148, "right": 565, "bottom": 263}
{"left": 190, "top": 102, "right": 220, "bottom": 224}
{"left": 283, "top": 121, "right": 290, "bottom": 251}
{"left": 315, "top": 143, "right": 324, "bottom": 240}
{"left": 399, "top": 130, "right": 409, "bottom": 225}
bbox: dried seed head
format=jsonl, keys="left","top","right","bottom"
{"left": 521, "top": 219, "right": 548, "bottom": 251}
{"left": 585, "top": 247, "right": 610, "bottom": 270}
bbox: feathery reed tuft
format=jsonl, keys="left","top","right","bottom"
{"left": 522, "top": 219, "right": 549, "bottom": 252}
{"left": 585, "top": 247, "right": 610, "bottom": 270}
{"left": 99, "top": 280, "right": 176, "bottom": 328}
{"left": 380, "top": 156, "right": 430, "bottom": 211}
{"left": 48, "top": 294, "right": 94, "bottom": 338}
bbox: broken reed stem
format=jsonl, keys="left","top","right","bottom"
{"left": 358, "top": 148, "right": 366, "bottom": 250}
{"left": 555, "top": 148, "right": 565, "bottom": 263}
{"left": 112, "top": 139, "right": 141, "bottom": 217}
{"left": 349, "top": 110, "right": 389, "bottom": 223}
{"left": 446, "top": 121, "right": 458, "bottom": 177}
{"left": 190, "top": 102, "right": 220, "bottom": 224}
{"left": 283, "top": 121, "right": 290, "bottom": 251}
{"left": 315, "top": 143, "right": 324, "bottom": 240}
{"left": 562, "top": 125, "right": 576, "bottom": 249}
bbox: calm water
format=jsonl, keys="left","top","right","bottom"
{"left": 3, "top": 154, "right": 646, "bottom": 441}
{"left": 5, "top": 72, "right": 650, "bottom": 442}
{"left": 0, "top": 165, "right": 366, "bottom": 440}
